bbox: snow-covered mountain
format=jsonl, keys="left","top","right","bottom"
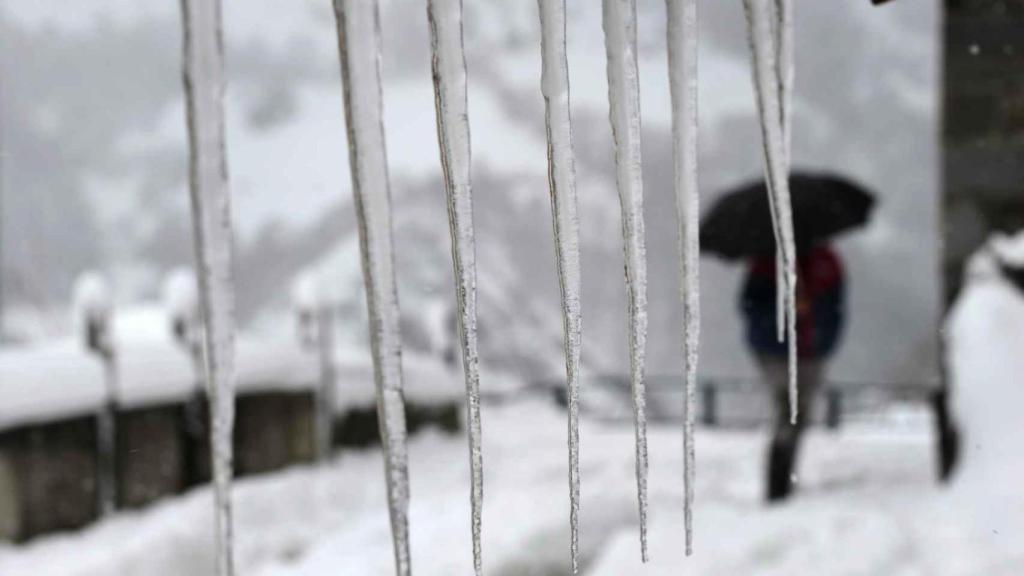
{"left": 1, "top": 0, "right": 938, "bottom": 383}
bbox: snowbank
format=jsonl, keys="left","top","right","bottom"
{"left": 945, "top": 234, "right": 1024, "bottom": 541}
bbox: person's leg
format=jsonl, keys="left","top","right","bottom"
{"left": 759, "top": 357, "right": 793, "bottom": 501}
{"left": 763, "top": 358, "right": 822, "bottom": 502}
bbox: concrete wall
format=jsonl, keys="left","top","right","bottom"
{"left": 116, "top": 406, "right": 186, "bottom": 509}
{"left": 235, "top": 392, "right": 316, "bottom": 476}
{"left": 0, "top": 417, "right": 99, "bottom": 541}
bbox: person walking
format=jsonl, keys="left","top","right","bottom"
{"left": 740, "top": 243, "right": 846, "bottom": 501}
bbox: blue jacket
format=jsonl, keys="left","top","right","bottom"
{"left": 740, "top": 246, "right": 846, "bottom": 359}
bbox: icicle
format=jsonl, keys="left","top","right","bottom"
{"left": 601, "top": 0, "right": 650, "bottom": 562}
{"left": 742, "top": 0, "right": 798, "bottom": 423}
{"left": 536, "top": 0, "right": 583, "bottom": 572}
{"left": 180, "top": 0, "right": 237, "bottom": 574}
{"left": 665, "top": 0, "right": 700, "bottom": 556}
{"left": 332, "top": 1, "right": 411, "bottom": 574}
{"left": 426, "top": 1, "right": 484, "bottom": 574}
{"left": 774, "top": 0, "right": 794, "bottom": 162}
{"left": 774, "top": 0, "right": 794, "bottom": 346}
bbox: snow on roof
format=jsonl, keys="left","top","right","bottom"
{"left": 0, "top": 340, "right": 106, "bottom": 431}
{"left": 234, "top": 337, "right": 319, "bottom": 394}
{"left": 1, "top": 303, "right": 461, "bottom": 429}
{"left": 116, "top": 342, "right": 198, "bottom": 409}
{"left": 332, "top": 351, "right": 462, "bottom": 411}
{"left": 0, "top": 305, "right": 321, "bottom": 430}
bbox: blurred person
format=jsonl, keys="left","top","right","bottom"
{"left": 741, "top": 243, "right": 846, "bottom": 502}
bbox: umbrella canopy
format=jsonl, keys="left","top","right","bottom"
{"left": 700, "top": 172, "right": 875, "bottom": 260}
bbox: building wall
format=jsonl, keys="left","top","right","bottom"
{"left": 944, "top": 0, "right": 1024, "bottom": 303}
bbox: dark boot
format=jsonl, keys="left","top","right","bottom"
{"left": 767, "top": 436, "right": 798, "bottom": 502}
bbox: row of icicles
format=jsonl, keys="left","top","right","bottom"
{"left": 178, "top": 0, "right": 798, "bottom": 574}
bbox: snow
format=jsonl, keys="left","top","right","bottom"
{"left": 537, "top": 0, "right": 585, "bottom": 571}
{"left": 4, "top": 393, "right": 1020, "bottom": 575}
{"left": 602, "top": 0, "right": 650, "bottom": 559}
{"left": 426, "top": 0, "right": 484, "bottom": 570}
{"left": 665, "top": 0, "right": 700, "bottom": 554}
{"left": 72, "top": 273, "right": 113, "bottom": 325}
{"left": 0, "top": 306, "right": 460, "bottom": 432}
{"left": 333, "top": 0, "right": 411, "bottom": 572}
{"left": 945, "top": 235, "right": 1024, "bottom": 544}
{"left": 162, "top": 269, "right": 200, "bottom": 323}
{"left": 332, "top": 352, "right": 461, "bottom": 411}
{"left": 0, "top": 340, "right": 105, "bottom": 431}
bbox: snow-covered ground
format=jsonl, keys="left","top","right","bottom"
{"left": 0, "top": 393, "right": 1016, "bottom": 575}
{"left": 2, "top": 237, "right": 1022, "bottom": 574}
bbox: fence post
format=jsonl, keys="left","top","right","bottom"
{"left": 293, "top": 273, "right": 335, "bottom": 461}
{"left": 164, "top": 269, "right": 206, "bottom": 484}
{"left": 700, "top": 381, "right": 717, "bottom": 427}
{"left": 825, "top": 388, "right": 842, "bottom": 430}
{"left": 73, "top": 272, "right": 118, "bottom": 516}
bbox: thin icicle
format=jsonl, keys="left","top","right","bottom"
{"left": 743, "top": 0, "right": 799, "bottom": 423}
{"left": 426, "top": 1, "right": 484, "bottom": 574}
{"left": 665, "top": 0, "right": 700, "bottom": 556}
{"left": 601, "top": 0, "right": 649, "bottom": 562}
{"left": 180, "top": 0, "right": 236, "bottom": 574}
{"left": 536, "top": 0, "right": 583, "bottom": 572}
{"left": 332, "top": 1, "right": 411, "bottom": 574}
{"left": 773, "top": 0, "right": 794, "bottom": 344}
{"left": 774, "top": 0, "right": 794, "bottom": 162}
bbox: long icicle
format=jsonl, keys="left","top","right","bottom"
{"left": 773, "top": 0, "right": 794, "bottom": 344}
{"left": 536, "top": 0, "right": 583, "bottom": 572}
{"left": 426, "top": 1, "right": 484, "bottom": 574}
{"left": 332, "top": 1, "right": 411, "bottom": 573}
{"left": 601, "top": 0, "right": 650, "bottom": 562}
{"left": 665, "top": 0, "right": 700, "bottom": 556}
{"left": 743, "top": 0, "right": 798, "bottom": 423}
{"left": 180, "top": 0, "right": 237, "bottom": 573}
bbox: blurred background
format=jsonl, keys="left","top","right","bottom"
{"left": 0, "top": 0, "right": 1021, "bottom": 574}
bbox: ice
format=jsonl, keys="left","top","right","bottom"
{"left": 774, "top": 0, "right": 794, "bottom": 161}
{"left": 536, "top": 0, "right": 584, "bottom": 572}
{"left": 665, "top": 0, "right": 700, "bottom": 555}
{"left": 742, "top": 0, "right": 799, "bottom": 423}
{"left": 180, "top": 0, "right": 237, "bottom": 572}
{"left": 601, "top": 0, "right": 650, "bottom": 562}
{"left": 426, "top": 0, "right": 485, "bottom": 573}
{"left": 332, "top": 0, "right": 411, "bottom": 574}
{"left": 773, "top": 0, "right": 793, "bottom": 344}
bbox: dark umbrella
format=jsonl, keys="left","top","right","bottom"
{"left": 700, "top": 172, "right": 875, "bottom": 260}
